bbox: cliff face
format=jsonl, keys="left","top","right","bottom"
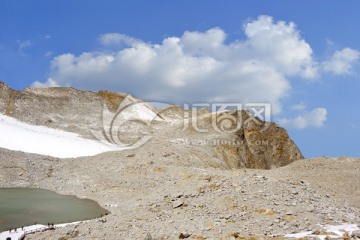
{"left": 214, "top": 119, "right": 303, "bottom": 169}
{"left": 0, "top": 81, "right": 303, "bottom": 169}
{"left": 0, "top": 82, "right": 128, "bottom": 138}
{"left": 0, "top": 82, "right": 12, "bottom": 116}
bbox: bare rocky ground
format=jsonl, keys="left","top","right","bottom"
{"left": 1, "top": 143, "right": 359, "bottom": 239}
{"left": 0, "top": 82, "right": 359, "bottom": 239}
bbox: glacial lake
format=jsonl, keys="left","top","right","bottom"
{"left": 0, "top": 188, "right": 109, "bottom": 232}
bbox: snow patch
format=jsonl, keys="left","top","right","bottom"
{"left": 0, "top": 113, "right": 120, "bottom": 158}
{"left": 285, "top": 224, "right": 359, "bottom": 239}
{"left": 0, "top": 222, "right": 81, "bottom": 240}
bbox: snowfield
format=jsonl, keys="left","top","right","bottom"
{"left": 0, "top": 113, "right": 120, "bottom": 158}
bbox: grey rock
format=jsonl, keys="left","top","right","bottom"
{"left": 310, "top": 225, "right": 323, "bottom": 234}
{"left": 179, "top": 233, "right": 191, "bottom": 239}
{"left": 145, "top": 233, "right": 153, "bottom": 240}
{"left": 222, "top": 214, "right": 232, "bottom": 220}
{"left": 172, "top": 199, "right": 184, "bottom": 209}
{"left": 352, "top": 230, "right": 360, "bottom": 238}
{"left": 306, "top": 205, "right": 315, "bottom": 212}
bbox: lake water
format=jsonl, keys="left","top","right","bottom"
{"left": 0, "top": 188, "right": 109, "bottom": 232}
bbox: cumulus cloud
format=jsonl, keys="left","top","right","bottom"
{"left": 322, "top": 48, "right": 360, "bottom": 75}
{"left": 278, "top": 108, "right": 327, "bottom": 129}
{"left": 31, "top": 78, "right": 59, "bottom": 88}
{"left": 33, "top": 15, "right": 353, "bottom": 115}
{"left": 243, "top": 16, "right": 318, "bottom": 79}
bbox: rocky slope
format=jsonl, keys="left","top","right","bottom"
{"left": 0, "top": 81, "right": 359, "bottom": 239}
{"left": 0, "top": 81, "right": 120, "bottom": 139}
{"left": 0, "top": 148, "right": 359, "bottom": 239}
{"left": 0, "top": 81, "right": 303, "bottom": 169}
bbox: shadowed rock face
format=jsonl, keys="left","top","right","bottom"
{"left": 184, "top": 110, "right": 304, "bottom": 169}
{"left": 0, "top": 81, "right": 13, "bottom": 116}
{"left": 222, "top": 111, "right": 303, "bottom": 169}
{"left": 0, "top": 81, "right": 303, "bottom": 169}
{"left": 239, "top": 121, "right": 303, "bottom": 169}
{"left": 238, "top": 120, "right": 303, "bottom": 169}
{"left": 0, "top": 82, "right": 128, "bottom": 139}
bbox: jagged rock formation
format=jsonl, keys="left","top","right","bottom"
{"left": 213, "top": 120, "right": 302, "bottom": 169}
{"left": 0, "top": 81, "right": 303, "bottom": 169}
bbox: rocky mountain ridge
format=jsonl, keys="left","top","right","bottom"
{"left": 0, "top": 81, "right": 303, "bottom": 169}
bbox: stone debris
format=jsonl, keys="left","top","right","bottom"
{"left": 172, "top": 199, "right": 184, "bottom": 209}
{"left": 179, "top": 232, "right": 191, "bottom": 239}
{"left": 353, "top": 230, "right": 360, "bottom": 238}
{"left": 0, "top": 82, "right": 359, "bottom": 239}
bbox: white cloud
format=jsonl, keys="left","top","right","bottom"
{"left": 18, "top": 40, "right": 31, "bottom": 50}
{"left": 17, "top": 40, "right": 32, "bottom": 55}
{"left": 31, "top": 78, "right": 59, "bottom": 88}
{"left": 44, "top": 51, "right": 54, "bottom": 58}
{"left": 243, "top": 16, "right": 318, "bottom": 79}
{"left": 322, "top": 48, "right": 360, "bottom": 75}
{"left": 291, "top": 102, "right": 306, "bottom": 111}
{"left": 326, "top": 38, "right": 334, "bottom": 46}
{"left": 33, "top": 15, "right": 356, "bottom": 114}
{"left": 99, "top": 33, "right": 143, "bottom": 47}
{"left": 278, "top": 108, "right": 327, "bottom": 129}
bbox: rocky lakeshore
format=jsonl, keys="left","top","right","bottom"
{"left": 1, "top": 146, "right": 359, "bottom": 239}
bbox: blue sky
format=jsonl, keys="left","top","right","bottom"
{"left": 0, "top": 0, "right": 359, "bottom": 158}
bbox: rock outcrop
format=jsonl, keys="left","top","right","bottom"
{"left": 0, "top": 82, "right": 111, "bottom": 138}
{"left": 213, "top": 120, "right": 302, "bottom": 169}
